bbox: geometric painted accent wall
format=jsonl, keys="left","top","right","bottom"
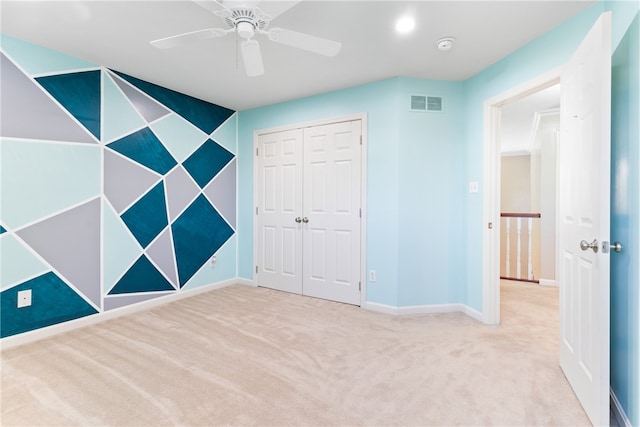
{"left": 0, "top": 34, "right": 238, "bottom": 338}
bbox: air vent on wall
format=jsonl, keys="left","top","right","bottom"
{"left": 410, "top": 95, "right": 443, "bottom": 112}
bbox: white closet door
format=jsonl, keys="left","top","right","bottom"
{"left": 302, "top": 120, "right": 362, "bottom": 305}
{"left": 256, "top": 129, "right": 304, "bottom": 294}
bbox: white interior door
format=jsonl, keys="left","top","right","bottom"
{"left": 302, "top": 120, "right": 362, "bottom": 305}
{"left": 256, "top": 129, "right": 304, "bottom": 294}
{"left": 558, "top": 12, "right": 611, "bottom": 426}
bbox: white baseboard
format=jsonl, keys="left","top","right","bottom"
{"left": 365, "top": 302, "right": 483, "bottom": 322}
{"left": 0, "top": 279, "right": 239, "bottom": 351}
{"left": 539, "top": 278, "right": 557, "bottom": 287}
{"left": 610, "top": 388, "right": 632, "bottom": 427}
{"left": 459, "top": 305, "right": 484, "bottom": 322}
{"left": 364, "top": 302, "right": 400, "bottom": 315}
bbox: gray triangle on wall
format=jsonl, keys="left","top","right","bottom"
{"left": 103, "top": 149, "right": 161, "bottom": 214}
{"left": 146, "top": 227, "right": 179, "bottom": 288}
{"left": 0, "top": 53, "right": 96, "bottom": 144}
{"left": 203, "top": 159, "right": 236, "bottom": 230}
{"left": 109, "top": 71, "right": 171, "bottom": 123}
{"left": 16, "top": 198, "right": 102, "bottom": 308}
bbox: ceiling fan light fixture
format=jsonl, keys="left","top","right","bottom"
{"left": 237, "top": 21, "right": 255, "bottom": 39}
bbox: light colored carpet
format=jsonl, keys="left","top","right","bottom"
{"left": 1, "top": 281, "right": 591, "bottom": 426}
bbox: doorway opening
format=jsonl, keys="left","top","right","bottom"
{"left": 482, "top": 68, "right": 561, "bottom": 326}
{"left": 498, "top": 84, "right": 561, "bottom": 327}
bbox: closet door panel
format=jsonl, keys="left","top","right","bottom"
{"left": 302, "top": 120, "right": 361, "bottom": 305}
{"left": 256, "top": 129, "right": 303, "bottom": 294}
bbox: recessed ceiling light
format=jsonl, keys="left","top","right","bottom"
{"left": 436, "top": 37, "right": 456, "bottom": 51}
{"left": 395, "top": 16, "right": 415, "bottom": 34}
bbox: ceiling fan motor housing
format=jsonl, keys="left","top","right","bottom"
{"left": 222, "top": 8, "right": 269, "bottom": 40}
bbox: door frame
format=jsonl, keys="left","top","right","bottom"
{"left": 252, "top": 113, "right": 368, "bottom": 307}
{"left": 482, "top": 68, "right": 561, "bottom": 325}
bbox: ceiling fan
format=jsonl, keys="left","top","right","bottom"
{"left": 150, "top": 0, "right": 342, "bottom": 77}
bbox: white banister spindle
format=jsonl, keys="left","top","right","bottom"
{"left": 527, "top": 218, "right": 533, "bottom": 280}
{"left": 505, "top": 218, "right": 511, "bottom": 277}
{"left": 501, "top": 213, "right": 540, "bottom": 282}
{"left": 516, "top": 218, "right": 522, "bottom": 279}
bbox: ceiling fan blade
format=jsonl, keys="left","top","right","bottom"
{"left": 150, "top": 28, "right": 228, "bottom": 49}
{"left": 267, "top": 28, "right": 341, "bottom": 57}
{"left": 191, "top": 0, "right": 226, "bottom": 13}
{"left": 256, "top": 1, "right": 300, "bottom": 20}
{"left": 241, "top": 39, "right": 265, "bottom": 76}
{"left": 219, "top": 0, "right": 261, "bottom": 8}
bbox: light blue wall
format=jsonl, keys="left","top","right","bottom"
{"left": 396, "top": 78, "right": 466, "bottom": 305}
{"left": 238, "top": 78, "right": 403, "bottom": 305}
{"left": 611, "top": 9, "right": 640, "bottom": 426}
{"left": 238, "top": 77, "right": 466, "bottom": 308}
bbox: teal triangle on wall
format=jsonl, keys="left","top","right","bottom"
{"left": 0, "top": 272, "right": 98, "bottom": 338}
{"left": 172, "top": 195, "right": 234, "bottom": 287}
{"left": 36, "top": 70, "right": 102, "bottom": 140}
{"left": 111, "top": 70, "right": 235, "bottom": 135}
{"left": 108, "top": 255, "right": 175, "bottom": 295}
{"left": 107, "top": 127, "right": 177, "bottom": 176}
{"left": 120, "top": 181, "right": 169, "bottom": 249}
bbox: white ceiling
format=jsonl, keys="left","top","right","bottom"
{"left": 1, "top": 0, "right": 594, "bottom": 111}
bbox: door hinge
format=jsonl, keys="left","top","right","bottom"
{"left": 359, "top": 208, "right": 362, "bottom": 218}
{"left": 256, "top": 147, "right": 259, "bottom": 156}
{"left": 359, "top": 135, "right": 362, "bottom": 145}
{"left": 255, "top": 265, "right": 258, "bottom": 274}
{"left": 359, "top": 281, "right": 361, "bottom": 291}
{"left": 256, "top": 206, "right": 258, "bottom": 215}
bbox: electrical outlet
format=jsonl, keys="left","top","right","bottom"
{"left": 17, "top": 289, "right": 32, "bottom": 308}
{"left": 369, "top": 270, "right": 377, "bottom": 282}
{"left": 210, "top": 256, "right": 216, "bottom": 268}
{"left": 469, "top": 181, "right": 479, "bottom": 193}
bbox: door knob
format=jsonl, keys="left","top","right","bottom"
{"left": 580, "top": 239, "right": 599, "bottom": 253}
{"left": 302, "top": 217, "right": 309, "bottom": 223}
{"left": 611, "top": 242, "right": 623, "bottom": 253}
{"left": 295, "top": 217, "right": 302, "bottom": 223}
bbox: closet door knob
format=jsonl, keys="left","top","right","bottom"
{"left": 295, "top": 217, "right": 302, "bottom": 223}
{"left": 302, "top": 217, "right": 309, "bottom": 223}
